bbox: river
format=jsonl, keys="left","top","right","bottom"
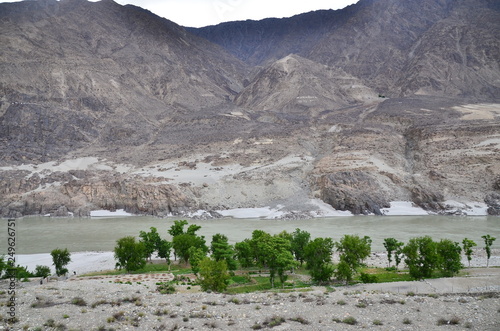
{"left": 1, "top": 215, "right": 499, "bottom": 254}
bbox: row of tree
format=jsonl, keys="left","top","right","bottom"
{"left": 0, "top": 248, "right": 71, "bottom": 280}
{"left": 113, "top": 220, "right": 497, "bottom": 292}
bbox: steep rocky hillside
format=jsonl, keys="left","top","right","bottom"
{"left": 0, "top": 0, "right": 249, "bottom": 163}
{"left": 190, "top": 0, "right": 500, "bottom": 100}
{"left": 0, "top": 0, "right": 499, "bottom": 218}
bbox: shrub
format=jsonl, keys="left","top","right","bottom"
{"left": 71, "top": 297, "right": 87, "bottom": 306}
{"left": 360, "top": 272, "right": 378, "bottom": 283}
{"left": 289, "top": 316, "right": 310, "bottom": 325}
{"left": 342, "top": 316, "right": 358, "bottom": 325}
{"left": 373, "top": 319, "right": 383, "bottom": 325}
{"left": 437, "top": 317, "right": 460, "bottom": 326}
{"left": 156, "top": 282, "right": 176, "bottom": 294}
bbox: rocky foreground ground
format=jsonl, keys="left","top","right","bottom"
{"left": 1, "top": 251, "right": 499, "bottom": 331}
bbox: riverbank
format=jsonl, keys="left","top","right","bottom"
{"left": 2, "top": 267, "right": 499, "bottom": 330}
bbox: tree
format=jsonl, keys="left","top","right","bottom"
{"left": 168, "top": 220, "right": 188, "bottom": 237}
{"left": 403, "top": 236, "right": 437, "bottom": 279}
{"left": 157, "top": 239, "right": 173, "bottom": 267}
{"left": 394, "top": 244, "right": 405, "bottom": 270}
{"left": 291, "top": 228, "right": 311, "bottom": 266}
{"left": 172, "top": 233, "right": 208, "bottom": 264}
{"left": 256, "top": 233, "right": 296, "bottom": 288}
{"left": 114, "top": 236, "right": 147, "bottom": 272}
{"left": 234, "top": 239, "right": 253, "bottom": 268}
{"left": 34, "top": 265, "right": 51, "bottom": 278}
{"left": 335, "top": 235, "right": 372, "bottom": 283}
{"left": 436, "top": 239, "right": 462, "bottom": 277}
{"left": 210, "top": 233, "right": 237, "bottom": 271}
{"left": 383, "top": 238, "right": 404, "bottom": 268}
{"left": 304, "top": 237, "right": 335, "bottom": 283}
{"left": 198, "top": 257, "right": 230, "bottom": 292}
{"left": 250, "top": 230, "right": 269, "bottom": 267}
{"left": 186, "top": 224, "right": 202, "bottom": 236}
{"left": 0, "top": 256, "right": 6, "bottom": 278}
{"left": 462, "top": 238, "right": 477, "bottom": 267}
{"left": 51, "top": 248, "right": 71, "bottom": 276}
{"left": 139, "top": 227, "right": 162, "bottom": 261}
{"left": 189, "top": 246, "right": 207, "bottom": 275}
{"left": 168, "top": 220, "right": 188, "bottom": 261}
{"left": 481, "top": 235, "right": 496, "bottom": 267}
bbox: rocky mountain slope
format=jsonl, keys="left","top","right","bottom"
{"left": 0, "top": 0, "right": 499, "bottom": 218}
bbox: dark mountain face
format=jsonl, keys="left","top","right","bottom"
{"left": 1, "top": 0, "right": 499, "bottom": 218}
{"left": 190, "top": 0, "right": 500, "bottom": 100}
{"left": 0, "top": 0, "right": 250, "bottom": 162}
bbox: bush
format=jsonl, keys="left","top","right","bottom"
{"left": 156, "top": 282, "right": 176, "bottom": 294}
{"left": 360, "top": 272, "right": 378, "bottom": 283}
{"left": 71, "top": 297, "right": 87, "bottom": 306}
{"left": 342, "top": 316, "right": 358, "bottom": 325}
{"left": 34, "top": 265, "right": 51, "bottom": 278}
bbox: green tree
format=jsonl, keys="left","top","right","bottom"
{"left": 139, "top": 227, "right": 162, "bottom": 261}
{"left": 394, "top": 243, "right": 405, "bottom": 269}
{"left": 114, "top": 236, "right": 147, "bottom": 272}
{"left": 403, "top": 236, "right": 437, "bottom": 279}
{"left": 256, "top": 233, "right": 296, "bottom": 288}
{"left": 188, "top": 246, "right": 207, "bottom": 275}
{"left": 436, "top": 239, "right": 462, "bottom": 277}
{"left": 335, "top": 235, "right": 372, "bottom": 283}
{"left": 336, "top": 260, "right": 353, "bottom": 284}
{"left": 168, "top": 220, "right": 188, "bottom": 261}
{"left": 383, "top": 238, "right": 404, "bottom": 268}
{"left": 157, "top": 239, "right": 173, "bottom": 267}
{"left": 304, "top": 237, "right": 335, "bottom": 283}
{"left": 481, "top": 235, "right": 496, "bottom": 267}
{"left": 51, "top": 248, "right": 71, "bottom": 276}
{"left": 34, "top": 265, "right": 51, "bottom": 278}
{"left": 210, "top": 233, "right": 237, "bottom": 271}
{"left": 186, "top": 224, "right": 202, "bottom": 235}
{"left": 234, "top": 239, "right": 254, "bottom": 268}
{"left": 172, "top": 233, "right": 208, "bottom": 264}
{"left": 462, "top": 238, "right": 477, "bottom": 267}
{"left": 198, "top": 257, "right": 230, "bottom": 292}
{"left": 168, "top": 220, "right": 188, "bottom": 237}
{"left": 0, "top": 256, "right": 6, "bottom": 278}
{"left": 250, "top": 230, "right": 269, "bottom": 267}
{"left": 291, "top": 228, "right": 311, "bottom": 266}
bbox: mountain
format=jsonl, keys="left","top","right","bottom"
{"left": 0, "top": 0, "right": 249, "bottom": 163}
{"left": 235, "top": 54, "right": 377, "bottom": 113}
{"left": 189, "top": 0, "right": 500, "bottom": 100}
{"left": 0, "top": 0, "right": 499, "bottom": 218}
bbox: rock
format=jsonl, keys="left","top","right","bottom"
{"left": 314, "top": 171, "right": 390, "bottom": 215}
{"left": 485, "top": 193, "right": 500, "bottom": 215}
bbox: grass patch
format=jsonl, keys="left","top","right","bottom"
{"left": 81, "top": 262, "right": 191, "bottom": 277}
{"left": 342, "top": 316, "right": 358, "bottom": 325}
{"left": 358, "top": 267, "right": 413, "bottom": 283}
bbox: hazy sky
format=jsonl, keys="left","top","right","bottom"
{"left": 1, "top": 0, "right": 359, "bottom": 27}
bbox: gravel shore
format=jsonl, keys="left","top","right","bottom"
{"left": 2, "top": 250, "right": 499, "bottom": 331}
